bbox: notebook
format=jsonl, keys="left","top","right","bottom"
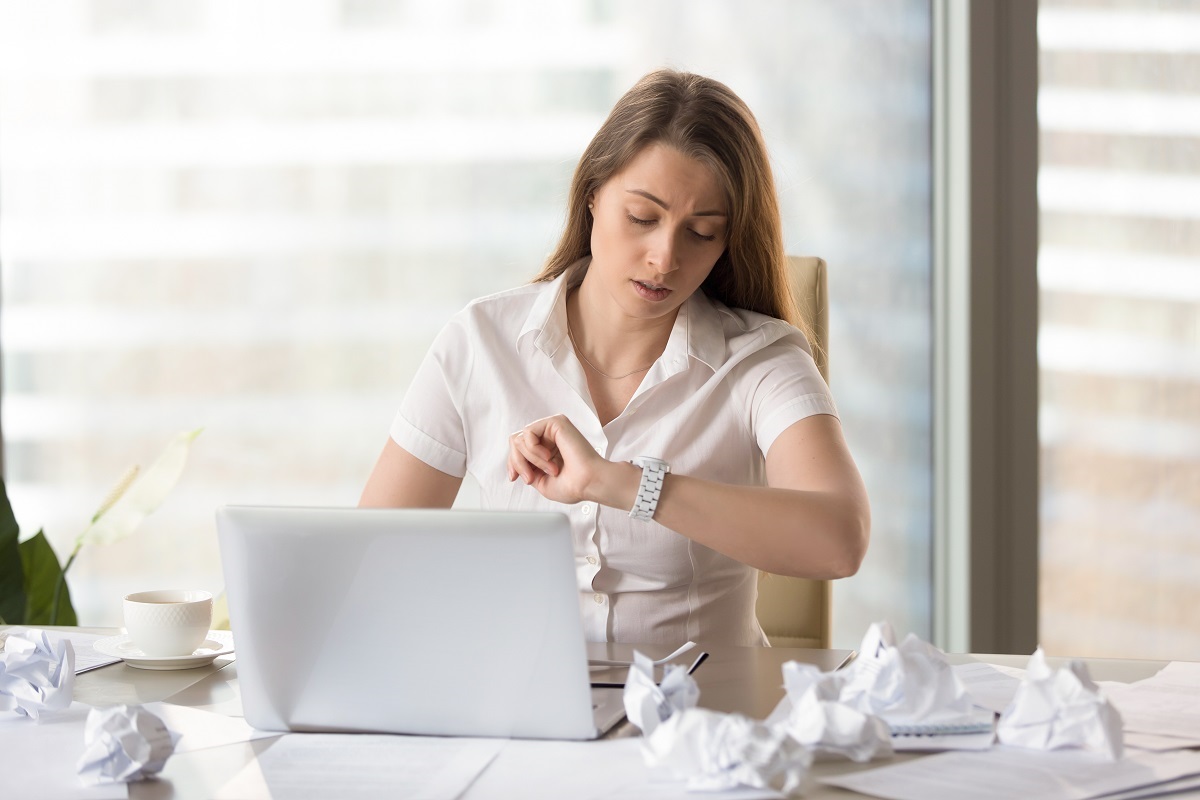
{"left": 887, "top": 710, "right": 996, "bottom": 736}
{"left": 215, "top": 506, "right": 626, "bottom": 740}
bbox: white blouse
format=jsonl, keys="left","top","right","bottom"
{"left": 390, "top": 262, "right": 838, "bottom": 646}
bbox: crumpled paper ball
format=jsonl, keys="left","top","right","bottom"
{"left": 643, "top": 707, "right": 814, "bottom": 796}
{"left": 623, "top": 623, "right": 990, "bottom": 798}
{"left": 623, "top": 650, "right": 700, "bottom": 737}
{"left": 0, "top": 628, "right": 75, "bottom": 719}
{"left": 996, "top": 648, "right": 1124, "bottom": 761}
{"left": 625, "top": 650, "right": 814, "bottom": 795}
{"left": 839, "top": 621, "right": 980, "bottom": 729}
{"left": 770, "top": 661, "right": 893, "bottom": 762}
{"left": 77, "top": 704, "right": 179, "bottom": 785}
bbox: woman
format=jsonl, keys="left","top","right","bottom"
{"left": 360, "top": 69, "right": 869, "bottom": 646}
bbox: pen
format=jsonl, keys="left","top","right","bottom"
{"left": 687, "top": 651, "right": 709, "bottom": 675}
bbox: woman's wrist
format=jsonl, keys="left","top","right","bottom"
{"left": 587, "top": 459, "right": 642, "bottom": 511}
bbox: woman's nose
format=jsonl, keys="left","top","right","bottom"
{"left": 647, "top": 229, "right": 679, "bottom": 273}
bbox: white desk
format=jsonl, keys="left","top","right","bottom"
{"left": 4, "top": 626, "right": 1194, "bottom": 799}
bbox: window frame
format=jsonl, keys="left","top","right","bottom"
{"left": 933, "top": 0, "right": 1040, "bottom": 654}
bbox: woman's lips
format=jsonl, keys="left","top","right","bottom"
{"left": 632, "top": 279, "right": 672, "bottom": 302}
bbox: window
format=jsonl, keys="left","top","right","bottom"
{"left": 1038, "top": 0, "right": 1200, "bottom": 659}
{"left": 0, "top": 0, "right": 933, "bottom": 647}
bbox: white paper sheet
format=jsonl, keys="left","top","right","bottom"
{"left": 1124, "top": 731, "right": 1200, "bottom": 752}
{"left": 215, "top": 733, "right": 504, "bottom": 800}
{"left": 0, "top": 701, "right": 126, "bottom": 799}
{"left": 820, "top": 746, "right": 1200, "bottom": 800}
{"left": 1104, "top": 662, "right": 1200, "bottom": 740}
{"left": 1151, "top": 663, "right": 1200, "bottom": 683}
{"left": 143, "top": 701, "right": 277, "bottom": 753}
{"left": 1090, "top": 773, "right": 1200, "bottom": 800}
{"left": 891, "top": 730, "right": 995, "bottom": 752}
{"left": 461, "top": 738, "right": 784, "bottom": 800}
{"left": 61, "top": 632, "right": 121, "bottom": 674}
{"left": 952, "top": 662, "right": 1025, "bottom": 714}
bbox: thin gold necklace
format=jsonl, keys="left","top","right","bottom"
{"left": 567, "top": 322, "right": 654, "bottom": 380}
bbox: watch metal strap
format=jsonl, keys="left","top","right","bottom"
{"left": 629, "top": 458, "right": 669, "bottom": 521}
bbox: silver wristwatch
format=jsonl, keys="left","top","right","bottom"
{"left": 629, "top": 456, "right": 670, "bottom": 521}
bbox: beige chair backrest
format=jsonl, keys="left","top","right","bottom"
{"left": 754, "top": 256, "right": 832, "bottom": 648}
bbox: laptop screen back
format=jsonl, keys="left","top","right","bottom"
{"left": 216, "top": 506, "right": 599, "bottom": 739}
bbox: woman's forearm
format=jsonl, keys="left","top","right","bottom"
{"left": 587, "top": 461, "right": 869, "bottom": 579}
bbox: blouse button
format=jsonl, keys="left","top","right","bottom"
{"left": 581, "top": 503, "right": 593, "bottom": 516}
{"left": 593, "top": 593, "right": 604, "bottom": 604}
{"left": 586, "top": 555, "right": 598, "bottom": 565}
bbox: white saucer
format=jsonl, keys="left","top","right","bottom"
{"left": 94, "top": 630, "right": 235, "bottom": 671}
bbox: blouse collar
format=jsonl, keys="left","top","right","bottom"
{"left": 517, "top": 258, "right": 728, "bottom": 374}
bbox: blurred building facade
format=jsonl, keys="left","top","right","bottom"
{"left": 1038, "top": 0, "right": 1200, "bottom": 659}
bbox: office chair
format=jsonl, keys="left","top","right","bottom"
{"left": 754, "top": 256, "right": 832, "bottom": 648}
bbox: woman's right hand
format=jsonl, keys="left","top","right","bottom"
{"left": 506, "top": 414, "right": 629, "bottom": 507}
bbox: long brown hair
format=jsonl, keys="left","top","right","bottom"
{"left": 535, "top": 69, "right": 802, "bottom": 330}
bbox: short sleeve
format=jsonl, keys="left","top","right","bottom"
{"left": 744, "top": 332, "right": 839, "bottom": 456}
{"left": 389, "top": 317, "right": 473, "bottom": 478}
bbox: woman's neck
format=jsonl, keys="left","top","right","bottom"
{"left": 566, "top": 278, "right": 678, "bottom": 378}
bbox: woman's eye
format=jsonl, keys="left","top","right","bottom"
{"left": 627, "top": 214, "right": 655, "bottom": 226}
{"left": 690, "top": 229, "right": 717, "bottom": 242}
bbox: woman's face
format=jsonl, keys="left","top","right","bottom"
{"left": 586, "top": 142, "right": 728, "bottom": 323}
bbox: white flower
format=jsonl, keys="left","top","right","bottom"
{"left": 73, "top": 429, "right": 202, "bottom": 550}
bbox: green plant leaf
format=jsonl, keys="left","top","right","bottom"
{"left": 0, "top": 479, "right": 27, "bottom": 625}
{"left": 20, "top": 531, "right": 77, "bottom": 626}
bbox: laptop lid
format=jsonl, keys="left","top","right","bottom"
{"left": 216, "top": 506, "right": 610, "bottom": 740}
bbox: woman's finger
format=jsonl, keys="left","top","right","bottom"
{"left": 511, "top": 429, "right": 560, "bottom": 477}
{"left": 517, "top": 429, "right": 556, "bottom": 462}
{"left": 507, "top": 440, "right": 535, "bottom": 483}
{"left": 508, "top": 440, "right": 552, "bottom": 484}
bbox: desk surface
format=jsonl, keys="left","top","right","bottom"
{"left": 586, "top": 639, "right": 854, "bottom": 726}
{"left": 3, "top": 626, "right": 1187, "bottom": 799}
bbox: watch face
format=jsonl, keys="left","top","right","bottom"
{"left": 635, "top": 457, "right": 669, "bottom": 472}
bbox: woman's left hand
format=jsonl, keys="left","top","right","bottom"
{"left": 506, "top": 414, "right": 610, "bottom": 505}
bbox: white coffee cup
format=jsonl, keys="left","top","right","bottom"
{"left": 123, "top": 589, "right": 213, "bottom": 657}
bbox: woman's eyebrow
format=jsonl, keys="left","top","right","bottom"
{"left": 625, "top": 189, "right": 727, "bottom": 217}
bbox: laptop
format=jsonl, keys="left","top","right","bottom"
{"left": 215, "top": 506, "right": 626, "bottom": 740}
